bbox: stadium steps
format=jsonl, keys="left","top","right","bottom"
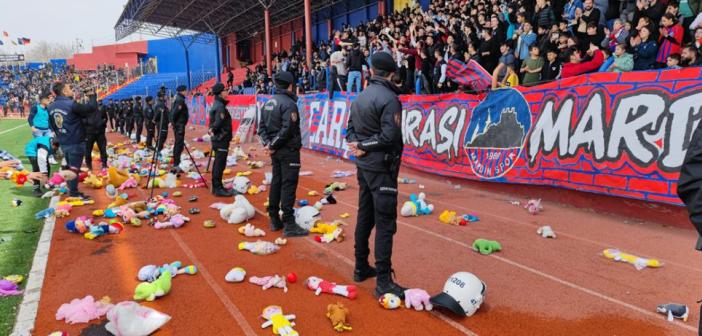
{"left": 105, "top": 72, "right": 213, "bottom": 100}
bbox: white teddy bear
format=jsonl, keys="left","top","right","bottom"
{"left": 220, "top": 195, "right": 256, "bottom": 224}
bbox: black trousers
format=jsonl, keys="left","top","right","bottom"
{"left": 117, "top": 117, "right": 124, "bottom": 134}
{"left": 268, "top": 148, "right": 301, "bottom": 223}
{"left": 126, "top": 117, "right": 134, "bottom": 138}
{"left": 134, "top": 118, "right": 143, "bottom": 143}
{"left": 107, "top": 113, "right": 115, "bottom": 130}
{"left": 155, "top": 128, "right": 168, "bottom": 153}
{"left": 29, "top": 157, "right": 49, "bottom": 190}
{"left": 354, "top": 167, "right": 399, "bottom": 276}
{"left": 211, "top": 141, "right": 229, "bottom": 190}
{"left": 145, "top": 122, "right": 155, "bottom": 148}
{"left": 172, "top": 125, "right": 185, "bottom": 166}
{"left": 85, "top": 132, "right": 107, "bottom": 169}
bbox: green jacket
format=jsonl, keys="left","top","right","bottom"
{"left": 612, "top": 53, "right": 634, "bottom": 72}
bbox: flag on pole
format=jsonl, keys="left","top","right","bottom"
{"left": 17, "top": 38, "right": 23, "bottom": 45}
{"left": 21, "top": 38, "right": 30, "bottom": 45}
{"left": 446, "top": 58, "right": 493, "bottom": 92}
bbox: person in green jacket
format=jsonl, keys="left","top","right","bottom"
{"left": 608, "top": 44, "right": 634, "bottom": 72}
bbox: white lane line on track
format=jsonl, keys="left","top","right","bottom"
{"left": 0, "top": 124, "right": 27, "bottom": 135}
{"left": 300, "top": 151, "right": 702, "bottom": 274}
{"left": 296, "top": 182, "right": 697, "bottom": 334}
{"left": 169, "top": 230, "right": 258, "bottom": 336}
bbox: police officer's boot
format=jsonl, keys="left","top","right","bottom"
{"left": 213, "top": 187, "right": 234, "bottom": 197}
{"left": 353, "top": 263, "right": 377, "bottom": 283}
{"left": 375, "top": 270, "right": 407, "bottom": 299}
{"left": 268, "top": 211, "right": 284, "bottom": 231}
{"left": 282, "top": 216, "right": 308, "bottom": 237}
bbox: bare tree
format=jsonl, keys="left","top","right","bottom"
{"left": 25, "top": 41, "right": 79, "bottom": 62}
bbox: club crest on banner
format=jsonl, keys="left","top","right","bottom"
{"left": 463, "top": 88, "right": 531, "bottom": 179}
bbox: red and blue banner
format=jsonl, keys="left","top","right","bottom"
{"left": 203, "top": 67, "right": 702, "bottom": 205}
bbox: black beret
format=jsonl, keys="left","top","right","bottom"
{"left": 212, "top": 83, "right": 225, "bottom": 94}
{"left": 370, "top": 52, "right": 397, "bottom": 73}
{"left": 145, "top": 96, "right": 153, "bottom": 102}
{"left": 176, "top": 85, "right": 187, "bottom": 92}
{"left": 273, "top": 71, "right": 294, "bottom": 86}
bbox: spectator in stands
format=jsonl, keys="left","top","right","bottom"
{"left": 608, "top": 44, "right": 635, "bottom": 72}
{"left": 561, "top": 44, "right": 605, "bottom": 77}
{"left": 535, "top": 0, "right": 557, "bottom": 30}
{"left": 515, "top": 22, "right": 538, "bottom": 68}
{"left": 346, "top": 43, "right": 366, "bottom": 93}
{"left": 632, "top": 26, "right": 659, "bottom": 70}
{"left": 432, "top": 49, "right": 448, "bottom": 93}
{"left": 542, "top": 49, "right": 563, "bottom": 80}
{"left": 602, "top": 19, "right": 629, "bottom": 51}
{"left": 682, "top": 44, "right": 702, "bottom": 65}
{"left": 521, "top": 45, "right": 545, "bottom": 85}
{"left": 666, "top": 53, "right": 683, "bottom": 68}
{"left": 492, "top": 42, "right": 518, "bottom": 88}
{"left": 330, "top": 47, "right": 348, "bottom": 93}
{"left": 227, "top": 68, "right": 234, "bottom": 88}
{"left": 657, "top": 13, "right": 685, "bottom": 66}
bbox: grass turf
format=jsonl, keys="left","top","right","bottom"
{"left": 0, "top": 119, "right": 48, "bottom": 335}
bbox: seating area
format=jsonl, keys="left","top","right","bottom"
{"left": 104, "top": 72, "right": 213, "bottom": 100}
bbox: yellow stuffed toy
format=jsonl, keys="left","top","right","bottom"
{"left": 310, "top": 220, "right": 346, "bottom": 234}
{"left": 603, "top": 249, "right": 662, "bottom": 270}
{"left": 107, "top": 167, "right": 129, "bottom": 187}
{"left": 261, "top": 305, "right": 298, "bottom": 336}
{"left": 438, "top": 210, "right": 460, "bottom": 225}
{"left": 83, "top": 173, "right": 105, "bottom": 189}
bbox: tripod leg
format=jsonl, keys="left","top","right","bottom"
{"left": 184, "top": 144, "right": 209, "bottom": 190}
{"left": 205, "top": 150, "right": 213, "bottom": 173}
{"left": 146, "top": 124, "right": 165, "bottom": 201}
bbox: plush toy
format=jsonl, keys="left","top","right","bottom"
{"left": 178, "top": 160, "right": 194, "bottom": 173}
{"left": 249, "top": 275, "right": 288, "bottom": 292}
{"left": 239, "top": 223, "right": 266, "bottom": 237}
{"left": 404, "top": 288, "right": 433, "bottom": 311}
{"left": 439, "top": 210, "right": 464, "bottom": 226}
{"left": 327, "top": 302, "right": 352, "bottom": 332}
{"left": 247, "top": 161, "right": 264, "bottom": 169}
{"left": 310, "top": 221, "right": 346, "bottom": 234}
{"left": 0, "top": 279, "right": 22, "bottom": 296}
{"left": 83, "top": 173, "right": 104, "bottom": 189}
{"left": 218, "top": 195, "right": 256, "bottom": 224}
{"left": 305, "top": 276, "right": 357, "bottom": 299}
{"left": 274, "top": 238, "right": 287, "bottom": 245}
{"left": 46, "top": 171, "right": 76, "bottom": 188}
{"left": 54, "top": 204, "right": 72, "bottom": 218}
{"left": 238, "top": 240, "right": 280, "bottom": 256}
{"left": 65, "top": 216, "right": 93, "bottom": 234}
{"left": 58, "top": 197, "right": 95, "bottom": 207}
{"left": 247, "top": 185, "right": 261, "bottom": 195}
{"left": 524, "top": 199, "right": 543, "bottom": 215}
{"left": 55, "top": 295, "right": 113, "bottom": 324}
{"left": 105, "top": 301, "right": 171, "bottom": 336}
{"left": 319, "top": 194, "right": 337, "bottom": 205}
{"left": 154, "top": 214, "right": 190, "bottom": 229}
{"left": 225, "top": 267, "right": 246, "bottom": 283}
{"left": 137, "top": 262, "right": 197, "bottom": 282}
{"left": 203, "top": 220, "right": 216, "bottom": 228}
{"left": 400, "top": 193, "right": 434, "bottom": 217}
{"left": 472, "top": 239, "right": 502, "bottom": 255}
{"left": 261, "top": 305, "right": 298, "bottom": 336}
{"left": 35, "top": 207, "right": 55, "bottom": 220}
{"left": 324, "top": 182, "right": 348, "bottom": 195}
{"left": 134, "top": 270, "right": 172, "bottom": 301}
{"left": 295, "top": 206, "right": 320, "bottom": 231}
{"left": 105, "top": 184, "right": 117, "bottom": 199}
{"left": 107, "top": 194, "right": 128, "bottom": 209}
{"left": 11, "top": 170, "right": 29, "bottom": 186}
{"left": 92, "top": 209, "right": 104, "bottom": 217}
{"left": 537, "top": 225, "right": 556, "bottom": 238}
{"left": 602, "top": 248, "right": 662, "bottom": 270}
{"left": 656, "top": 303, "right": 689, "bottom": 322}
{"left": 84, "top": 222, "right": 124, "bottom": 240}
{"left": 379, "top": 293, "right": 402, "bottom": 309}
{"left": 314, "top": 228, "right": 345, "bottom": 243}
{"left": 118, "top": 176, "right": 138, "bottom": 190}
{"left": 107, "top": 167, "right": 131, "bottom": 187}
{"left": 231, "top": 176, "right": 251, "bottom": 194}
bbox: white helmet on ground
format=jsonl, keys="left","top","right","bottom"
{"left": 430, "top": 272, "right": 486, "bottom": 317}
{"left": 294, "top": 206, "right": 320, "bottom": 231}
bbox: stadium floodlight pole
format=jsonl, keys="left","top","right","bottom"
{"left": 258, "top": 0, "right": 275, "bottom": 76}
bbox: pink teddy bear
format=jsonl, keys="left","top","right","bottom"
{"left": 404, "top": 288, "right": 433, "bottom": 311}
{"left": 154, "top": 214, "right": 190, "bottom": 229}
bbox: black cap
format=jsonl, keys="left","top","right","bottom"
{"left": 212, "top": 83, "right": 225, "bottom": 95}
{"left": 145, "top": 96, "right": 153, "bottom": 102}
{"left": 370, "top": 52, "right": 397, "bottom": 73}
{"left": 135, "top": 96, "right": 142, "bottom": 101}
{"left": 273, "top": 71, "right": 294, "bottom": 87}
{"left": 176, "top": 85, "right": 187, "bottom": 92}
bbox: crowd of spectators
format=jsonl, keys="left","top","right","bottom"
{"left": 235, "top": 0, "right": 702, "bottom": 95}
{"left": 0, "top": 64, "right": 128, "bottom": 117}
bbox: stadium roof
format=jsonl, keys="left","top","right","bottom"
{"left": 115, "top": 0, "right": 340, "bottom": 42}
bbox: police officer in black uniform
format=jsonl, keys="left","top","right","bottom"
{"left": 125, "top": 98, "right": 135, "bottom": 140}
{"left": 154, "top": 90, "right": 170, "bottom": 153}
{"left": 208, "top": 83, "right": 234, "bottom": 197}
{"left": 144, "top": 96, "right": 156, "bottom": 149}
{"left": 678, "top": 121, "right": 702, "bottom": 246}
{"left": 170, "top": 85, "right": 188, "bottom": 171}
{"left": 83, "top": 100, "right": 108, "bottom": 170}
{"left": 106, "top": 99, "right": 116, "bottom": 132}
{"left": 258, "top": 71, "right": 308, "bottom": 237}
{"left": 118, "top": 99, "right": 126, "bottom": 135}
{"left": 345, "top": 52, "right": 406, "bottom": 298}
{"left": 133, "top": 96, "right": 144, "bottom": 143}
